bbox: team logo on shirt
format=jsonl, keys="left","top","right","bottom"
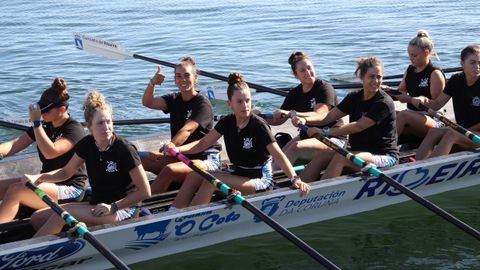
{"left": 53, "top": 133, "right": 63, "bottom": 142}
{"left": 472, "top": 96, "right": 480, "bottom": 107}
{"left": 186, "top": 110, "right": 192, "bottom": 119}
{"left": 106, "top": 161, "right": 118, "bottom": 173}
{"left": 310, "top": 98, "right": 316, "bottom": 109}
{"left": 243, "top": 138, "right": 253, "bottom": 149}
{"left": 418, "top": 78, "right": 429, "bottom": 88}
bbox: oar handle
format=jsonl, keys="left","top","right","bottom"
{"left": 168, "top": 148, "right": 342, "bottom": 269}
{"left": 259, "top": 113, "right": 273, "bottom": 119}
{"left": 25, "top": 181, "right": 131, "bottom": 270}
{"left": 299, "top": 124, "right": 480, "bottom": 241}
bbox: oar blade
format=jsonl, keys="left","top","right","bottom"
{"left": 73, "top": 32, "right": 133, "bottom": 60}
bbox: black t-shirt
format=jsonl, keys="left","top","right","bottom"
{"left": 75, "top": 134, "right": 141, "bottom": 204}
{"left": 281, "top": 79, "right": 343, "bottom": 138}
{"left": 443, "top": 72, "right": 480, "bottom": 128}
{"left": 337, "top": 90, "right": 398, "bottom": 157}
{"left": 405, "top": 62, "right": 444, "bottom": 110}
{"left": 162, "top": 92, "right": 220, "bottom": 158}
{"left": 27, "top": 116, "right": 87, "bottom": 189}
{"left": 215, "top": 114, "right": 275, "bottom": 168}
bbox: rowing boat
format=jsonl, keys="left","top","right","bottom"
{"left": 1, "top": 98, "right": 475, "bottom": 269}
{"left": 0, "top": 132, "right": 479, "bottom": 269}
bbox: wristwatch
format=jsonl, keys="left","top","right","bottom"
{"left": 290, "top": 175, "right": 301, "bottom": 184}
{"left": 33, "top": 120, "right": 42, "bottom": 128}
{"left": 322, "top": 127, "right": 330, "bottom": 136}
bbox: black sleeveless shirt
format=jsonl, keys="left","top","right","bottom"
{"left": 405, "top": 62, "right": 444, "bottom": 110}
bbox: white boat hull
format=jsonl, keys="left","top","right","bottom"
{"left": 1, "top": 149, "right": 479, "bottom": 270}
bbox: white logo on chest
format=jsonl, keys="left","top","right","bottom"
{"left": 186, "top": 110, "right": 192, "bottom": 119}
{"left": 418, "top": 78, "right": 429, "bottom": 88}
{"left": 310, "top": 98, "right": 316, "bottom": 109}
{"left": 106, "top": 161, "right": 118, "bottom": 173}
{"left": 54, "top": 133, "right": 63, "bottom": 142}
{"left": 472, "top": 96, "right": 480, "bottom": 107}
{"left": 243, "top": 138, "right": 253, "bottom": 149}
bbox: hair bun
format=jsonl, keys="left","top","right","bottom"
{"left": 228, "top": 72, "right": 244, "bottom": 86}
{"left": 180, "top": 56, "right": 196, "bottom": 66}
{"left": 416, "top": 29, "right": 430, "bottom": 39}
{"left": 288, "top": 51, "right": 306, "bottom": 66}
{"left": 83, "top": 90, "right": 106, "bottom": 110}
{"left": 50, "top": 77, "right": 67, "bottom": 93}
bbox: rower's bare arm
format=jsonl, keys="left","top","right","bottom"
{"left": 397, "top": 72, "right": 408, "bottom": 93}
{"left": 425, "top": 92, "right": 451, "bottom": 111}
{"left": 267, "top": 142, "right": 295, "bottom": 179}
{"left": 171, "top": 119, "right": 200, "bottom": 146}
{"left": 394, "top": 72, "right": 413, "bottom": 103}
{"left": 267, "top": 109, "right": 289, "bottom": 125}
{"left": 304, "top": 107, "right": 345, "bottom": 126}
{"left": 34, "top": 129, "right": 76, "bottom": 159}
{"left": 296, "top": 103, "right": 330, "bottom": 118}
{"left": 329, "top": 116, "right": 375, "bottom": 137}
{"left": 26, "top": 154, "right": 84, "bottom": 184}
{"left": 177, "top": 129, "right": 222, "bottom": 155}
{"left": 0, "top": 133, "right": 33, "bottom": 158}
{"left": 142, "top": 66, "right": 167, "bottom": 110}
{"left": 429, "top": 70, "right": 446, "bottom": 99}
{"left": 115, "top": 165, "right": 151, "bottom": 209}
{"left": 267, "top": 142, "right": 310, "bottom": 195}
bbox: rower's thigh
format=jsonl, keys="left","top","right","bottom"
{"left": 212, "top": 171, "right": 256, "bottom": 195}
{"left": 61, "top": 203, "right": 117, "bottom": 226}
{"left": 0, "top": 177, "right": 21, "bottom": 199}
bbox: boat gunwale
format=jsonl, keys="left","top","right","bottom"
{"left": 1, "top": 148, "right": 479, "bottom": 254}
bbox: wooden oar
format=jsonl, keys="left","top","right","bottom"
{"left": 417, "top": 103, "right": 480, "bottom": 144}
{"left": 168, "top": 148, "right": 341, "bottom": 270}
{"left": 73, "top": 33, "right": 288, "bottom": 97}
{"left": 24, "top": 181, "right": 131, "bottom": 270}
{"left": 297, "top": 124, "right": 480, "bottom": 241}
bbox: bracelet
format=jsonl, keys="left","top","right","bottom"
{"left": 289, "top": 110, "right": 297, "bottom": 118}
{"left": 290, "top": 175, "right": 301, "bottom": 184}
{"left": 33, "top": 120, "right": 41, "bottom": 128}
{"left": 322, "top": 127, "right": 330, "bottom": 136}
{"left": 111, "top": 202, "right": 119, "bottom": 213}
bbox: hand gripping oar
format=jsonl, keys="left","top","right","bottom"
{"left": 297, "top": 124, "right": 480, "bottom": 241}
{"left": 73, "top": 33, "right": 287, "bottom": 97}
{"left": 417, "top": 103, "right": 480, "bottom": 144}
{"left": 25, "top": 181, "right": 131, "bottom": 270}
{"left": 168, "top": 147, "right": 341, "bottom": 270}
